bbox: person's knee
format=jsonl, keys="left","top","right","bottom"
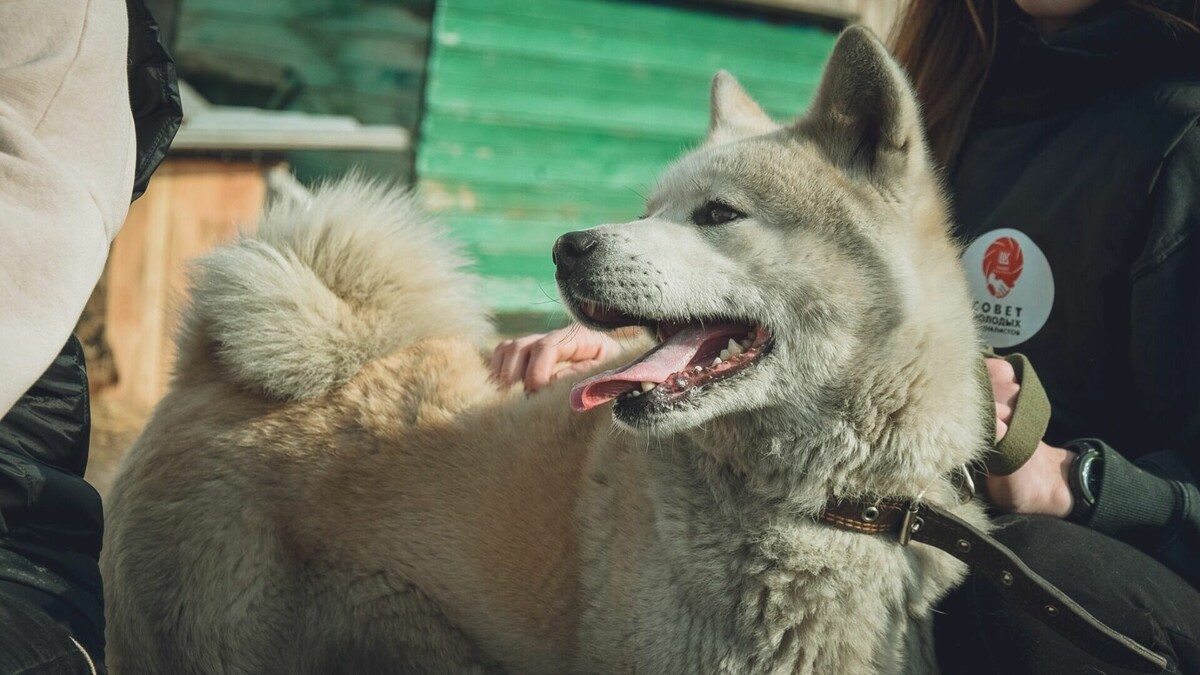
{"left": 988, "top": 513, "right": 1064, "bottom": 548}
{"left": 940, "top": 514, "right": 1197, "bottom": 674}
{"left": 987, "top": 514, "right": 1097, "bottom": 575}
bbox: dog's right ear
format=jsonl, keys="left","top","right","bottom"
{"left": 708, "top": 71, "right": 779, "bottom": 146}
{"left": 796, "top": 26, "right": 927, "bottom": 190}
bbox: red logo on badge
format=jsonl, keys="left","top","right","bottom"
{"left": 982, "top": 237, "right": 1023, "bottom": 299}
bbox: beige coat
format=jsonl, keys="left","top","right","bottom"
{"left": 0, "top": 0, "right": 135, "bottom": 416}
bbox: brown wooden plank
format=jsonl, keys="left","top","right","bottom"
{"left": 101, "top": 158, "right": 271, "bottom": 412}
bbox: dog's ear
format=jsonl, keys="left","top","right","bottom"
{"left": 708, "top": 71, "right": 779, "bottom": 145}
{"left": 796, "top": 26, "right": 927, "bottom": 189}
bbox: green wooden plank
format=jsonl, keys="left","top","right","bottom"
{"left": 421, "top": 178, "right": 651, "bottom": 224}
{"left": 419, "top": 131, "right": 689, "bottom": 167}
{"left": 178, "top": 14, "right": 333, "bottom": 67}
{"left": 460, "top": 248, "right": 558, "bottom": 281}
{"left": 478, "top": 276, "right": 571, "bottom": 314}
{"left": 420, "top": 115, "right": 700, "bottom": 156}
{"left": 427, "top": 47, "right": 821, "bottom": 119}
{"left": 422, "top": 88, "right": 814, "bottom": 139}
{"left": 418, "top": 119, "right": 683, "bottom": 163}
{"left": 298, "top": 89, "right": 424, "bottom": 126}
{"left": 331, "top": 31, "right": 430, "bottom": 72}
{"left": 421, "top": 177, "right": 653, "bottom": 207}
{"left": 445, "top": 216, "right": 601, "bottom": 249}
{"left": 419, "top": 148, "right": 667, "bottom": 189}
{"left": 185, "top": 0, "right": 433, "bottom": 19}
{"left": 321, "top": 8, "right": 432, "bottom": 41}
{"left": 182, "top": 0, "right": 329, "bottom": 19}
{"left": 440, "top": 0, "right": 835, "bottom": 59}
{"left": 423, "top": 98, "right": 709, "bottom": 138}
{"left": 494, "top": 311, "right": 573, "bottom": 337}
{"left": 421, "top": 114, "right": 695, "bottom": 149}
{"left": 434, "top": 14, "right": 831, "bottom": 83}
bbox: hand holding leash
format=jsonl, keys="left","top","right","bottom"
{"left": 984, "top": 357, "right": 1075, "bottom": 518}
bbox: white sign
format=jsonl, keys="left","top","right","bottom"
{"left": 961, "top": 228, "right": 1055, "bottom": 348}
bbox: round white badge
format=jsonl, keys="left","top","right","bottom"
{"left": 961, "top": 228, "right": 1055, "bottom": 348}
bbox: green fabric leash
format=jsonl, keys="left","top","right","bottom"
{"left": 981, "top": 353, "right": 1052, "bottom": 476}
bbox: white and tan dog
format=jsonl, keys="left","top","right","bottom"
{"left": 103, "top": 27, "right": 990, "bottom": 674}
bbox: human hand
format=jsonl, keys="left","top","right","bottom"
{"left": 986, "top": 357, "right": 1020, "bottom": 442}
{"left": 987, "top": 272, "right": 1011, "bottom": 299}
{"left": 489, "top": 325, "right": 623, "bottom": 394}
{"left": 983, "top": 357, "right": 1074, "bottom": 517}
{"left": 985, "top": 440, "right": 1075, "bottom": 517}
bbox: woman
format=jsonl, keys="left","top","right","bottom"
{"left": 492, "top": 0, "right": 1200, "bottom": 672}
{"left": 892, "top": 1, "right": 1200, "bottom": 673}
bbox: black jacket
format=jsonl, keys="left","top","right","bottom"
{"left": 0, "top": 0, "right": 180, "bottom": 664}
{"left": 950, "top": 5, "right": 1200, "bottom": 587}
{"left": 0, "top": 337, "right": 108, "bottom": 657}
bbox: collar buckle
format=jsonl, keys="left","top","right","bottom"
{"left": 897, "top": 500, "right": 924, "bottom": 546}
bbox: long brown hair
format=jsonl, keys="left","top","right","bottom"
{"left": 890, "top": 0, "right": 1200, "bottom": 167}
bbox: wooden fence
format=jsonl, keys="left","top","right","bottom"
{"left": 94, "top": 158, "right": 275, "bottom": 412}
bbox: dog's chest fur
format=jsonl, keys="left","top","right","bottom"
{"left": 572, "top": 436, "right": 958, "bottom": 675}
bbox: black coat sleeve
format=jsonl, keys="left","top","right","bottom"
{"left": 1084, "top": 124, "right": 1200, "bottom": 587}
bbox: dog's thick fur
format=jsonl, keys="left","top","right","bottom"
{"left": 103, "top": 28, "right": 990, "bottom": 674}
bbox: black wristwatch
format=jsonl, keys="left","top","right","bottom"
{"left": 1066, "top": 440, "right": 1104, "bottom": 523}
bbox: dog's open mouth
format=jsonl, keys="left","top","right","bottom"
{"left": 570, "top": 300, "right": 772, "bottom": 413}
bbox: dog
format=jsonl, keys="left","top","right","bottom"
{"left": 102, "top": 26, "right": 990, "bottom": 674}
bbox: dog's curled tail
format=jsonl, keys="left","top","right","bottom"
{"left": 180, "top": 177, "right": 492, "bottom": 401}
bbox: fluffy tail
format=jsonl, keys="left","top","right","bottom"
{"left": 180, "top": 177, "right": 492, "bottom": 401}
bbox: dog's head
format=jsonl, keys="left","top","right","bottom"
{"left": 557, "top": 27, "right": 954, "bottom": 435}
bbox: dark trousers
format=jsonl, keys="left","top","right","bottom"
{"left": 935, "top": 515, "right": 1200, "bottom": 675}
{"left": 0, "top": 581, "right": 97, "bottom": 674}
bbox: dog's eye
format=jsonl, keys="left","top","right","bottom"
{"left": 693, "top": 201, "right": 745, "bottom": 226}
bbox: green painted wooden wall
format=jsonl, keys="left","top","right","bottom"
{"left": 418, "top": 0, "right": 837, "bottom": 315}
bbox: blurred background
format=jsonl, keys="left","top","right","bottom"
{"left": 82, "top": 0, "right": 901, "bottom": 493}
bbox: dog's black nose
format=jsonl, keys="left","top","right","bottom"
{"left": 553, "top": 231, "right": 599, "bottom": 272}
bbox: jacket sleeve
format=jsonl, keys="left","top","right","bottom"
{"left": 1083, "top": 123, "right": 1200, "bottom": 587}
{"left": 0, "top": 0, "right": 136, "bottom": 418}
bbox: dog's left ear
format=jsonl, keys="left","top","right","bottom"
{"left": 796, "top": 26, "right": 927, "bottom": 188}
{"left": 708, "top": 71, "right": 779, "bottom": 146}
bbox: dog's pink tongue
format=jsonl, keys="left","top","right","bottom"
{"left": 570, "top": 323, "right": 735, "bottom": 412}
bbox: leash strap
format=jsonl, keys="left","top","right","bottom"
{"left": 820, "top": 499, "right": 1168, "bottom": 672}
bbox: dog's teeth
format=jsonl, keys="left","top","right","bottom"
{"left": 641, "top": 382, "right": 656, "bottom": 392}
{"left": 629, "top": 390, "right": 641, "bottom": 397}
{"left": 693, "top": 366, "right": 703, "bottom": 373}
{"left": 719, "top": 349, "right": 731, "bottom": 361}
{"left": 712, "top": 357, "right": 723, "bottom": 366}
{"left": 727, "top": 339, "right": 743, "bottom": 357}
{"left": 741, "top": 339, "right": 752, "bottom": 349}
